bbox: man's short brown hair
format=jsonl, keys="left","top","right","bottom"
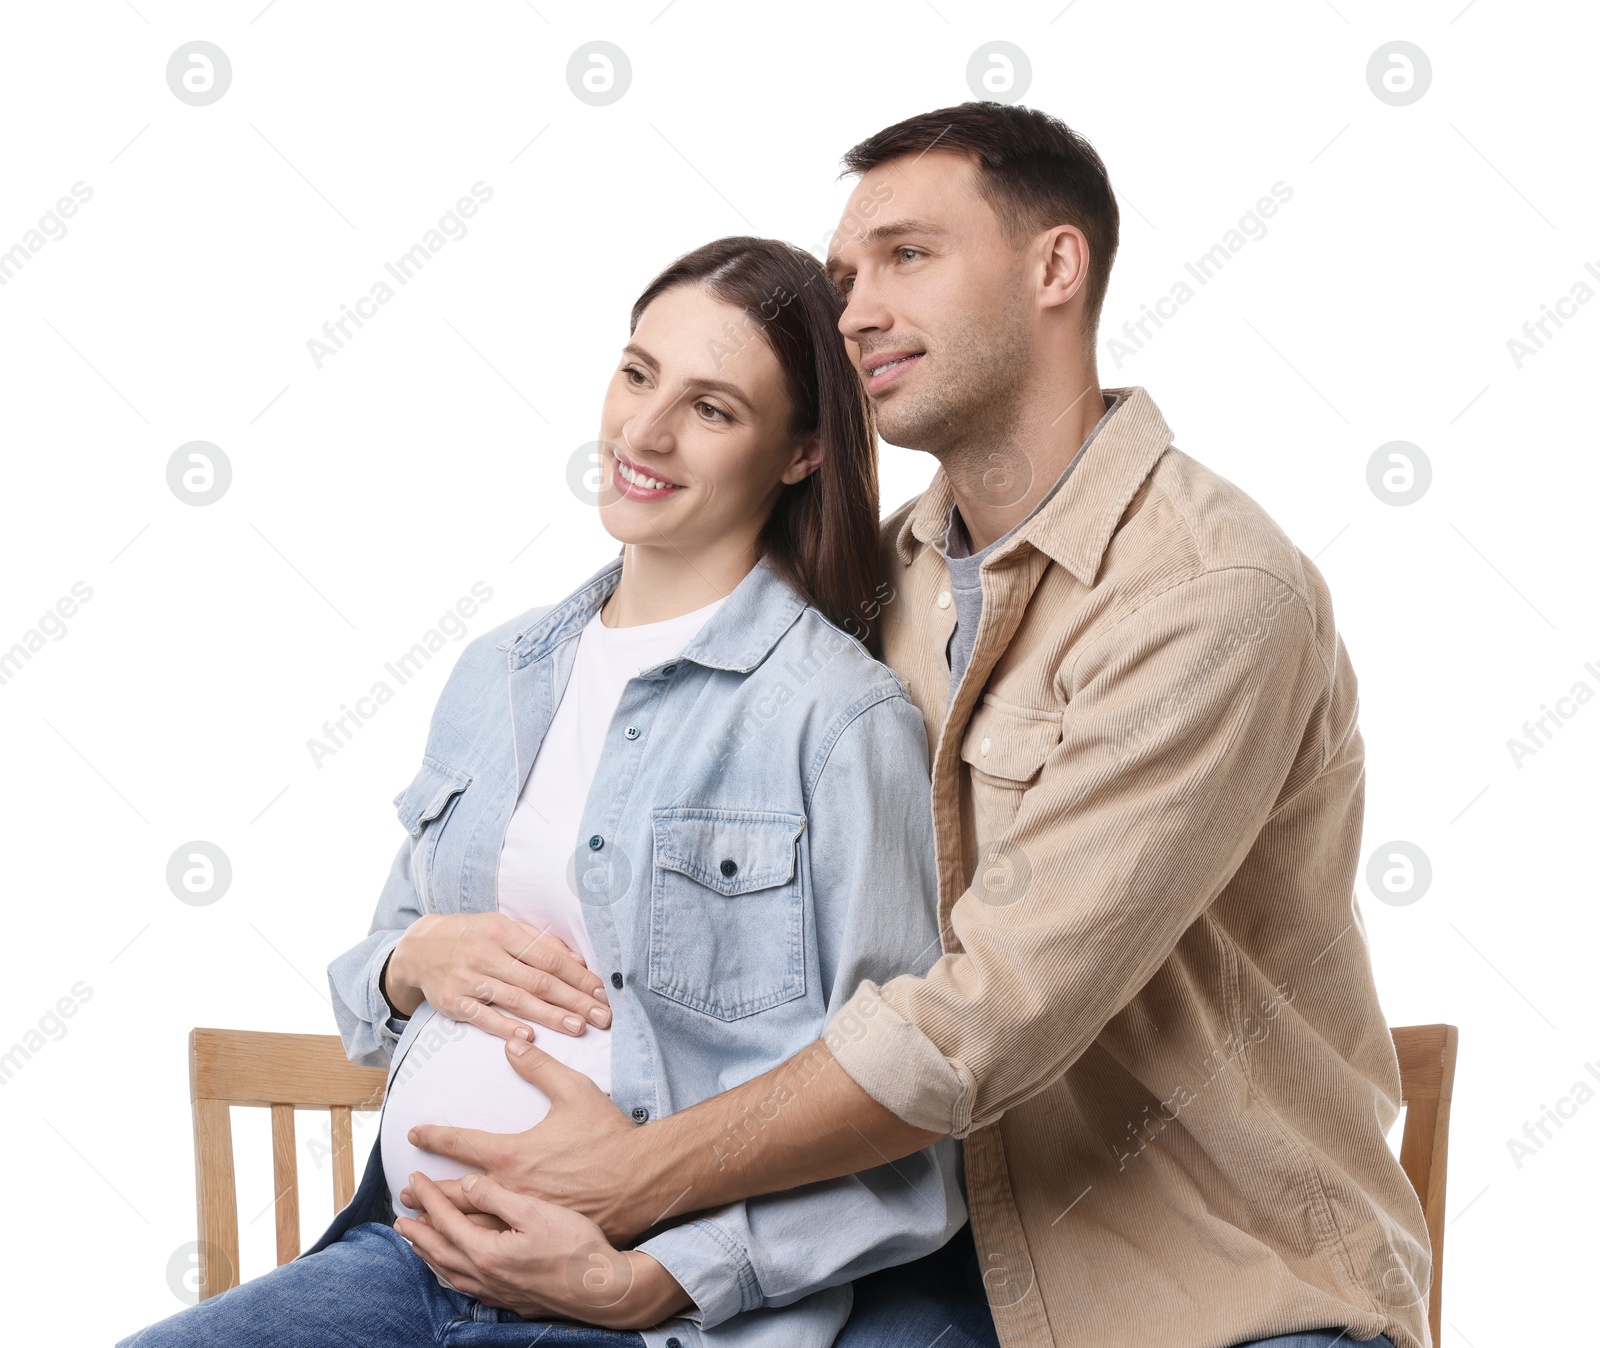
{"left": 842, "top": 101, "right": 1120, "bottom": 330}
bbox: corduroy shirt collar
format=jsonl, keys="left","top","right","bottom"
{"left": 894, "top": 384, "right": 1176, "bottom": 587}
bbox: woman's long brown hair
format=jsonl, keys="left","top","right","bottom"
{"left": 629, "top": 237, "right": 883, "bottom": 647}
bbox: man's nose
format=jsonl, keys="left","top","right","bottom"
{"left": 838, "top": 279, "right": 889, "bottom": 346}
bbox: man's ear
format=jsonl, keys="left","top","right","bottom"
{"left": 1039, "top": 224, "right": 1091, "bottom": 312}
{"left": 781, "top": 433, "right": 825, "bottom": 485}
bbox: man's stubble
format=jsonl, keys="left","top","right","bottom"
{"left": 874, "top": 297, "right": 1039, "bottom": 512}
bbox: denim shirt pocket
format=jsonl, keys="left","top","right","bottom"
{"left": 647, "top": 807, "right": 807, "bottom": 1021}
{"left": 392, "top": 755, "right": 472, "bottom": 913}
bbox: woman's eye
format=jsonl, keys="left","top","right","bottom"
{"left": 696, "top": 401, "right": 729, "bottom": 423}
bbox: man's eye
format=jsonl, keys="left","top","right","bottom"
{"left": 898, "top": 248, "right": 920, "bottom": 263}
{"left": 623, "top": 365, "right": 648, "bottom": 386}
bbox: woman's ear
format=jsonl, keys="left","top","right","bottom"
{"left": 780, "top": 433, "right": 825, "bottom": 485}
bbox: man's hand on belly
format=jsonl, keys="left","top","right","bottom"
{"left": 404, "top": 1036, "right": 646, "bottom": 1241}
{"left": 403, "top": 1031, "right": 943, "bottom": 1246}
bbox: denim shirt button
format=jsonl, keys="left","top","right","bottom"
{"left": 611, "top": 971, "right": 624, "bottom": 989}
{"left": 588, "top": 834, "right": 604, "bottom": 850}
{"left": 665, "top": 1339, "right": 682, "bottom": 1348}
{"left": 624, "top": 725, "right": 640, "bottom": 740}
{"left": 719, "top": 858, "right": 738, "bottom": 878}
{"left": 661, "top": 663, "right": 676, "bottom": 676}
{"left": 631, "top": 1106, "right": 650, "bottom": 1123}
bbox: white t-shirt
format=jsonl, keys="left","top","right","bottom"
{"left": 381, "top": 597, "right": 724, "bottom": 1220}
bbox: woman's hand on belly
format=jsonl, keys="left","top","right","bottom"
{"left": 399, "top": 1171, "right": 691, "bottom": 1330}
{"left": 386, "top": 913, "right": 612, "bottom": 1041}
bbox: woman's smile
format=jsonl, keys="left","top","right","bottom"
{"left": 609, "top": 448, "right": 685, "bottom": 500}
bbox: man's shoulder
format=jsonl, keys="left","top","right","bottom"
{"left": 1118, "top": 446, "right": 1324, "bottom": 616}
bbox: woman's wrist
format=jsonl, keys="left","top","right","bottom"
{"left": 382, "top": 932, "right": 424, "bottom": 1018}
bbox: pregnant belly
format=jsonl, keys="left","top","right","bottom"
{"left": 381, "top": 1003, "right": 613, "bottom": 1217}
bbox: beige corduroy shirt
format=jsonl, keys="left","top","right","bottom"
{"left": 826, "top": 386, "right": 1431, "bottom": 1348}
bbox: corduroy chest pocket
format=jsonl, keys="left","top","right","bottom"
{"left": 647, "top": 807, "right": 807, "bottom": 1021}
{"left": 959, "top": 696, "right": 1061, "bottom": 842}
{"left": 393, "top": 756, "right": 472, "bottom": 913}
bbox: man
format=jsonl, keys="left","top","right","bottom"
{"left": 403, "top": 103, "right": 1428, "bottom": 1348}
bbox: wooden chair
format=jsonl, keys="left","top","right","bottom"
{"left": 189, "top": 1028, "right": 386, "bottom": 1301}
{"left": 1390, "top": 1023, "right": 1459, "bottom": 1348}
{"left": 188, "top": 1023, "right": 1458, "bottom": 1337}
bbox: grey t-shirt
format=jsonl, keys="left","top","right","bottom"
{"left": 941, "top": 393, "right": 1123, "bottom": 699}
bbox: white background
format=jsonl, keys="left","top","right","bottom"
{"left": 1, "top": 2, "right": 1594, "bottom": 1343}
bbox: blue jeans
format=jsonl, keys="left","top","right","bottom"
{"left": 116, "top": 1221, "right": 648, "bottom": 1347}
{"left": 834, "top": 1221, "right": 1000, "bottom": 1348}
{"left": 116, "top": 1217, "right": 1401, "bottom": 1348}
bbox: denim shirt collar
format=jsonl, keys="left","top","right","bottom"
{"left": 497, "top": 552, "right": 809, "bottom": 674}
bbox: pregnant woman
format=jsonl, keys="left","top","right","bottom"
{"left": 118, "top": 236, "right": 965, "bottom": 1348}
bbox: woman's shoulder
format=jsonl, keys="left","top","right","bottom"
{"left": 759, "top": 608, "right": 931, "bottom": 791}
{"left": 479, "top": 602, "right": 558, "bottom": 652}
{"left": 452, "top": 559, "right": 623, "bottom": 684}
{"left": 454, "top": 554, "right": 625, "bottom": 665}
{"left": 433, "top": 602, "right": 557, "bottom": 696}
{"left": 764, "top": 605, "right": 912, "bottom": 710}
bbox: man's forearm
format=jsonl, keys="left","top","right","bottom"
{"left": 617, "top": 1039, "right": 944, "bottom": 1241}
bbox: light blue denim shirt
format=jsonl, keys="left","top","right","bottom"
{"left": 316, "top": 554, "right": 966, "bottom": 1348}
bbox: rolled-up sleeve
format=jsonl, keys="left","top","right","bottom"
{"left": 639, "top": 690, "right": 966, "bottom": 1329}
{"left": 827, "top": 565, "right": 1328, "bottom": 1137}
{"left": 327, "top": 835, "right": 420, "bottom": 1069}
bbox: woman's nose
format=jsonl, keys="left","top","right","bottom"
{"left": 621, "top": 400, "right": 674, "bottom": 457}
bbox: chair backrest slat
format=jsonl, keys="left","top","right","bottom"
{"left": 270, "top": 1103, "right": 302, "bottom": 1265}
{"left": 1390, "top": 1023, "right": 1459, "bottom": 1348}
{"left": 331, "top": 1105, "right": 358, "bottom": 1210}
{"left": 189, "top": 1028, "right": 387, "bottom": 1299}
{"left": 190, "top": 1096, "right": 240, "bottom": 1303}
